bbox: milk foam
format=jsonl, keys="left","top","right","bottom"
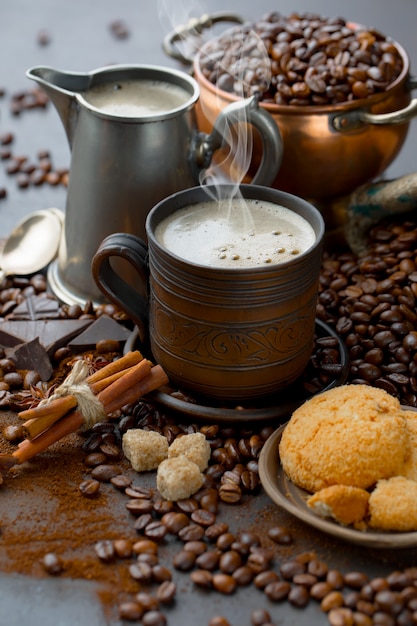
{"left": 155, "top": 199, "right": 316, "bottom": 268}
{"left": 83, "top": 79, "right": 190, "bottom": 117}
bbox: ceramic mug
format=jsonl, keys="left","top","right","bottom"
{"left": 91, "top": 184, "right": 325, "bottom": 402}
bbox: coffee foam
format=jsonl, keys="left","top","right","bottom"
{"left": 83, "top": 79, "right": 190, "bottom": 117}
{"left": 155, "top": 199, "right": 316, "bottom": 269}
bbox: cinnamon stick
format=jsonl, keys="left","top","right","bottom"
{"left": 101, "top": 365, "right": 168, "bottom": 415}
{"left": 88, "top": 365, "right": 136, "bottom": 395}
{"left": 97, "top": 359, "right": 153, "bottom": 410}
{"left": 18, "top": 395, "right": 78, "bottom": 421}
{"left": 86, "top": 350, "right": 143, "bottom": 384}
{"left": 13, "top": 410, "right": 84, "bottom": 465}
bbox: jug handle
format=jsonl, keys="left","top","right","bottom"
{"left": 196, "top": 95, "right": 283, "bottom": 187}
{"left": 91, "top": 233, "right": 150, "bottom": 350}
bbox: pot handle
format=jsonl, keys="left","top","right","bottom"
{"left": 91, "top": 233, "right": 150, "bottom": 349}
{"left": 163, "top": 12, "right": 245, "bottom": 65}
{"left": 194, "top": 94, "right": 283, "bottom": 186}
{"left": 332, "top": 76, "right": 417, "bottom": 131}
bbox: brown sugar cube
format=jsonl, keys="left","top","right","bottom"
{"left": 168, "top": 432, "right": 211, "bottom": 471}
{"left": 122, "top": 429, "right": 168, "bottom": 472}
{"left": 156, "top": 456, "right": 204, "bottom": 501}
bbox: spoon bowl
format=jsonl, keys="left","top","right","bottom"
{"left": 0, "top": 208, "right": 64, "bottom": 282}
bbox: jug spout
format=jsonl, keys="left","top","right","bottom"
{"left": 26, "top": 66, "right": 91, "bottom": 145}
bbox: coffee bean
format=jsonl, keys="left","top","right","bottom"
{"left": 264, "top": 580, "right": 291, "bottom": 602}
{"left": 79, "top": 478, "right": 100, "bottom": 497}
{"left": 161, "top": 511, "right": 190, "bottom": 534}
{"left": 195, "top": 550, "right": 220, "bottom": 572}
{"left": 251, "top": 608, "right": 272, "bottom": 626}
{"left": 212, "top": 573, "right": 237, "bottom": 594}
{"left": 178, "top": 523, "right": 205, "bottom": 542}
{"left": 208, "top": 617, "right": 231, "bottom": 626}
{"left": 267, "top": 526, "right": 293, "bottom": 545}
{"left": 173, "top": 549, "right": 196, "bottom": 571}
{"left": 42, "top": 552, "right": 64, "bottom": 575}
{"left": 288, "top": 584, "right": 310, "bottom": 607}
{"left": 91, "top": 464, "right": 121, "bottom": 482}
{"left": 156, "top": 580, "right": 176, "bottom": 604}
{"left": 191, "top": 509, "right": 216, "bottom": 527}
{"left": 328, "top": 607, "right": 354, "bottom": 626}
{"left": 190, "top": 569, "right": 213, "bottom": 588}
{"left": 141, "top": 610, "right": 167, "bottom": 626}
{"left": 219, "top": 550, "right": 243, "bottom": 574}
{"left": 118, "top": 601, "right": 144, "bottom": 621}
{"left": 129, "top": 561, "right": 153, "bottom": 583}
{"left": 113, "top": 539, "right": 133, "bottom": 559}
{"left": 232, "top": 565, "right": 255, "bottom": 586}
{"left": 95, "top": 540, "right": 115, "bottom": 563}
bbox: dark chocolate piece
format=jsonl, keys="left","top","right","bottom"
{"left": 5, "top": 337, "right": 53, "bottom": 381}
{"left": 9, "top": 294, "right": 60, "bottom": 320}
{"left": 0, "top": 319, "right": 93, "bottom": 355}
{"left": 67, "top": 315, "right": 131, "bottom": 351}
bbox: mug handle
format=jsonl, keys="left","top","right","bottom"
{"left": 196, "top": 95, "right": 283, "bottom": 187}
{"left": 91, "top": 233, "right": 150, "bottom": 348}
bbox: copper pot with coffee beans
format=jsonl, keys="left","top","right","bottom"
{"left": 165, "top": 11, "right": 417, "bottom": 200}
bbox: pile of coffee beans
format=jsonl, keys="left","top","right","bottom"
{"left": 318, "top": 217, "right": 417, "bottom": 407}
{"left": 198, "top": 12, "right": 403, "bottom": 105}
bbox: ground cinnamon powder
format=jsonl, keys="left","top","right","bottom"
{"left": 0, "top": 410, "right": 140, "bottom": 599}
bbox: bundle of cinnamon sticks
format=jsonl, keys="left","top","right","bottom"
{"left": 0, "top": 350, "right": 168, "bottom": 470}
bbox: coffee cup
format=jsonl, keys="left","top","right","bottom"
{"left": 92, "top": 184, "right": 325, "bottom": 402}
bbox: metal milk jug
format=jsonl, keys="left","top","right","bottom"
{"left": 26, "top": 64, "right": 282, "bottom": 305}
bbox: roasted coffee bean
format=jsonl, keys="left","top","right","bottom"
{"left": 156, "top": 580, "right": 176, "bottom": 604}
{"left": 208, "top": 617, "right": 231, "bottom": 626}
{"left": 173, "top": 549, "right": 196, "bottom": 571}
{"left": 132, "top": 539, "right": 158, "bottom": 555}
{"left": 161, "top": 511, "right": 190, "bottom": 534}
{"left": 253, "top": 570, "right": 280, "bottom": 590}
{"left": 135, "top": 591, "right": 159, "bottom": 611}
{"left": 321, "top": 590, "right": 345, "bottom": 612}
{"left": 251, "top": 608, "right": 272, "bottom": 626}
{"left": 267, "top": 525, "right": 293, "bottom": 545}
{"left": 190, "top": 568, "right": 213, "bottom": 588}
{"left": 141, "top": 610, "right": 167, "bottom": 626}
{"left": 183, "top": 540, "right": 207, "bottom": 555}
{"left": 134, "top": 513, "right": 153, "bottom": 532}
{"left": 144, "top": 521, "right": 168, "bottom": 541}
{"left": 232, "top": 565, "right": 255, "bottom": 586}
{"left": 42, "top": 552, "right": 64, "bottom": 575}
{"left": 191, "top": 509, "right": 216, "bottom": 527}
{"left": 95, "top": 539, "right": 115, "bottom": 563}
{"left": 280, "top": 560, "right": 306, "bottom": 580}
{"left": 90, "top": 464, "right": 121, "bottom": 482}
{"left": 264, "top": 580, "right": 291, "bottom": 602}
{"left": 205, "top": 522, "right": 229, "bottom": 542}
{"left": 113, "top": 539, "right": 133, "bottom": 559}
{"left": 178, "top": 523, "right": 205, "bottom": 542}
{"left": 288, "top": 584, "right": 310, "bottom": 607}
{"left": 327, "top": 607, "right": 355, "bottom": 626}
{"left": 344, "top": 571, "right": 369, "bottom": 589}
{"left": 152, "top": 564, "right": 172, "bottom": 583}
{"left": 126, "top": 498, "right": 154, "bottom": 516}
{"left": 212, "top": 572, "right": 237, "bottom": 594}
{"left": 219, "top": 550, "right": 243, "bottom": 574}
{"left": 118, "top": 601, "right": 144, "bottom": 621}
{"left": 110, "top": 473, "right": 132, "bottom": 489}
{"left": 195, "top": 550, "right": 220, "bottom": 572}
{"left": 129, "top": 561, "right": 153, "bottom": 583}
{"left": 79, "top": 478, "right": 100, "bottom": 497}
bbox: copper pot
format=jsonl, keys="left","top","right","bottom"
{"left": 165, "top": 14, "right": 417, "bottom": 200}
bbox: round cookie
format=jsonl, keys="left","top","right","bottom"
{"left": 279, "top": 384, "right": 409, "bottom": 492}
{"left": 369, "top": 476, "right": 417, "bottom": 531}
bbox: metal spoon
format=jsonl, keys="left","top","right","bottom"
{"left": 0, "top": 208, "right": 64, "bottom": 282}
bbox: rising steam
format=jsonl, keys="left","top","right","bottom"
{"left": 158, "top": 0, "right": 272, "bottom": 201}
